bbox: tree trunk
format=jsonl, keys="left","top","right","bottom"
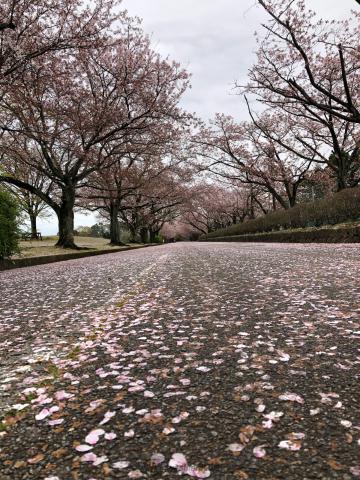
{"left": 29, "top": 212, "right": 37, "bottom": 239}
{"left": 140, "top": 227, "right": 148, "bottom": 244}
{"left": 149, "top": 229, "right": 160, "bottom": 243}
{"left": 56, "top": 185, "right": 77, "bottom": 249}
{"left": 109, "top": 203, "right": 124, "bottom": 246}
{"left": 288, "top": 191, "right": 297, "bottom": 208}
{"left": 336, "top": 174, "right": 346, "bottom": 192}
{"left": 128, "top": 225, "right": 137, "bottom": 243}
{"left": 272, "top": 194, "right": 277, "bottom": 211}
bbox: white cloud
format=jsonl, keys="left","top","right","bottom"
{"left": 123, "top": 0, "right": 356, "bottom": 121}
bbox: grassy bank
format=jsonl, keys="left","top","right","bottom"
{"left": 13, "top": 236, "right": 142, "bottom": 259}
{"left": 0, "top": 236, "right": 153, "bottom": 271}
{"left": 202, "top": 187, "right": 360, "bottom": 242}
{"left": 202, "top": 221, "right": 360, "bottom": 243}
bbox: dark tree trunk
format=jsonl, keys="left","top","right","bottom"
{"left": 128, "top": 225, "right": 137, "bottom": 243}
{"left": 56, "top": 186, "right": 77, "bottom": 249}
{"left": 272, "top": 194, "right": 277, "bottom": 211}
{"left": 29, "top": 212, "right": 37, "bottom": 239}
{"left": 249, "top": 193, "right": 255, "bottom": 219}
{"left": 288, "top": 192, "right": 297, "bottom": 208}
{"left": 140, "top": 227, "right": 148, "bottom": 244}
{"left": 149, "top": 229, "right": 160, "bottom": 243}
{"left": 336, "top": 175, "right": 346, "bottom": 192}
{"left": 109, "top": 203, "right": 124, "bottom": 246}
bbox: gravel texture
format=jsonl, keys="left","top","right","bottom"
{"left": 0, "top": 242, "right": 359, "bottom": 480}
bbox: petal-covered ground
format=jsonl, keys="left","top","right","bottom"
{"left": 0, "top": 242, "right": 359, "bottom": 480}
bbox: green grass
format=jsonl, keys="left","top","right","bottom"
{"left": 13, "top": 236, "right": 143, "bottom": 259}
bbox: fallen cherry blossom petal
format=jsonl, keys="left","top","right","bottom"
{"left": 35, "top": 409, "right": 50, "bottom": 421}
{"left": 128, "top": 471, "right": 144, "bottom": 478}
{"left": 228, "top": 443, "right": 244, "bottom": 453}
{"left": 150, "top": 453, "right": 165, "bottom": 465}
{"left": 81, "top": 452, "right": 98, "bottom": 463}
{"left": 253, "top": 445, "right": 266, "bottom": 458}
{"left": 99, "top": 410, "right": 116, "bottom": 425}
{"left": 113, "top": 461, "right": 130, "bottom": 469}
{"left": 279, "top": 393, "right": 304, "bottom": 404}
{"left": 278, "top": 440, "right": 302, "bottom": 451}
{"left": 85, "top": 428, "right": 105, "bottom": 445}
{"left": 75, "top": 445, "right": 93, "bottom": 452}
{"left": 48, "top": 419, "right": 64, "bottom": 426}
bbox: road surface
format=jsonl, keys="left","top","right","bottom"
{"left": 0, "top": 242, "right": 359, "bottom": 479}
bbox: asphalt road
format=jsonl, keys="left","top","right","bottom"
{"left": 0, "top": 242, "right": 359, "bottom": 480}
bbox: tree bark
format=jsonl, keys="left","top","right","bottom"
{"left": 109, "top": 203, "right": 124, "bottom": 246}
{"left": 149, "top": 228, "right": 160, "bottom": 243}
{"left": 29, "top": 212, "right": 37, "bottom": 239}
{"left": 128, "top": 225, "right": 137, "bottom": 243}
{"left": 56, "top": 185, "right": 77, "bottom": 249}
{"left": 335, "top": 175, "right": 347, "bottom": 192}
{"left": 140, "top": 227, "right": 148, "bottom": 244}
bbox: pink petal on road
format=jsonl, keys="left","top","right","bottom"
{"left": 253, "top": 445, "right": 266, "bottom": 458}
{"left": 76, "top": 445, "right": 93, "bottom": 452}
{"left": 99, "top": 410, "right": 116, "bottom": 425}
{"left": 150, "top": 453, "right": 165, "bottom": 466}
{"left": 278, "top": 440, "right": 302, "bottom": 451}
{"left": 186, "top": 466, "right": 211, "bottom": 478}
{"left": 93, "top": 455, "right": 108, "bottom": 466}
{"left": 113, "top": 461, "right": 130, "bottom": 469}
{"left": 350, "top": 466, "right": 360, "bottom": 477}
{"left": 279, "top": 393, "right": 304, "bottom": 404}
{"left": 128, "top": 471, "right": 144, "bottom": 478}
{"left": 35, "top": 408, "right": 50, "bottom": 420}
{"left": 55, "top": 390, "right": 73, "bottom": 401}
{"left": 144, "top": 390, "right": 155, "bottom": 398}
{"left": 169, "top": 453, "right": 188, "bottom": 472}
{"left": 228, "top": 443, "right": 244, "bottom": 453}
{"left": 48, "top": 419, "right": 64, "bottom": 426}
{"left": 81, "top": 452, "right": 98, "bottom": 463}
{"left": 85, "top": 428, "right": 105, "bottom": 445}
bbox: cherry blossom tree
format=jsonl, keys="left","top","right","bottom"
{"left": 180, "top": 183, "right": 254, "bottom": 236}
{"left": 81, "top": 115, "right": 193, "bottom": 245}
{"left": 245, "top": 102, "right": 360, "bottom": 193}
{"left": 246, "top": 1, "right": 360, "bottom": 123}
{"left": 119, "top": 168, "right": 189, "bottom": 243}
{"left": 192, "top": 114, "right": 315, "bottom": 209}
{"left": 0, "top": 15, "right": 191, "bottom": 248}
{"left": 0, "top": 0, "right": 121, "bottom": 81}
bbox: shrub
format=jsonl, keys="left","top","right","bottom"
{"left": 203, "top": 187, "right": 360, "bottom": 239}
{"left": 0, "top": 189, "right": 20, "bottom": 259}
{"left": 153, "top": 234, "right": 164, "bottom": 244}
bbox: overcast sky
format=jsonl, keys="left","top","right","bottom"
{"left": 38, "top": 0, "right": 356, "bottom": 234}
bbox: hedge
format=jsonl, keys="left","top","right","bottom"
{"left": 0, "top": 189, "right": 20, "bottom": 259}
{"left": 203, "top": 187, "right": 360, "bottom": 240}
{"left": 205, "top": 226, "right": 360, "bottom": 244}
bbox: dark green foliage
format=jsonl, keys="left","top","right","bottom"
{"left": 74, "top": 223, "right": 110, "bottom": 238}
{"left": 153, "top": 234, "right": 163, "bottom": 244}
{"left": 90, "top": 223, "right": 110, "bottom": 238}
{"left": 204, "top": 187, "right": 360, "bottom": 239}
{"left": 205, "top": 227, "right": 360, "bottom": 244}
{"left": 0, "top": 189, "right": 20, "bottom": 259}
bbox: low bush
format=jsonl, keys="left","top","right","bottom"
{"left": 0, "top": 189, "right": 20, "bottom": 259}
{"left": 206, "top": 226, "right": 360, "bottom": 243}
{"left": 203, "top": 187, "right": 360, "bottom": 239}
